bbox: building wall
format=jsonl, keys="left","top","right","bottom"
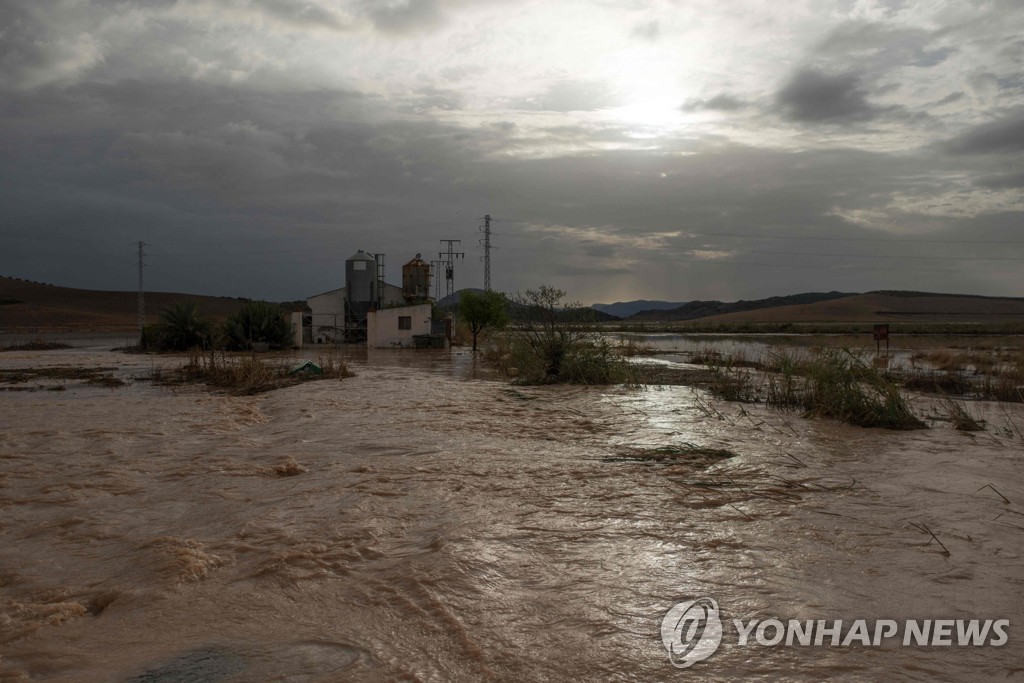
{"left": 307, "top": 288, "right": 345, "bottom": 343}
{"left": 381, "top": 283, "right": 406, "bottom": 307}
{"left": 367, "top": 303, "right": 432, "bottom": 348}
{"left": 307, "top": 283, "right": 417, "bottom": 345}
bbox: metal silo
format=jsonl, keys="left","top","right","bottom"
{"left": 402, "top": 253, "right": 431, "bottom": 302}
{"left": 345, "top": 250, "right": 378, "bottom": 339}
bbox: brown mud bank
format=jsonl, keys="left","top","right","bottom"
{"left": 1, "top": 349, "right": 1022, "bottom": 681}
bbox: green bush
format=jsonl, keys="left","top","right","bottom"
{"left": 799, "top": 349, "right": 924, "bottom": 429}
{"left": 700, "top": 347, "right": 923, "bottom": 429}
{"left": 505, "top": 286, "right": 634, "bottom": 385}
{"left": 223, "top": 301, "right": 292, "bottom": 351}
{"left": 153, "top": 301, "right": 213, "bottom": 351}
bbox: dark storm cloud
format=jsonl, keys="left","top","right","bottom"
{"left": 682, "top": 94, "right": 748, "bottom": 112}
{"left": 943, "top": 111, "right": 1024, "bottom": 155}
{"left": 775, "top": 69, "right": 888, "bottom": 123}
{"left": 2, "top": 1, "right": 1024, "bottom": 301}
{"left": 0, "top": 3, "right": 100, "bottom": 89}
{"left": 975, "top": 171, "right": 1024, "bottom": 189}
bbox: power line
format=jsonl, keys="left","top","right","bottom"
{"left": 487, "top": 230, "right": 1024, "bottom": 262}
{"left": 685, "top": 230, "right": 1024, "bottom": 245}
{"left": 488, "top": 244, "right": 1024, "bottom": 274}
{"left": 164, "top": 218, "right": 480, "bottom": 247}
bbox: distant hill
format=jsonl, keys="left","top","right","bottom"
{"left": 0, "top": 275, "right": 255, "bottom": 331}
{"left": 592, "top": 300, "right": 688, "bottom": 318}
{"left": 440, "top": 288, "right": 619, "bottom": 322}
{"left": 688, "top": 291, "right": 1024, "bottom": 324}
{"left": 435, "top": 288, "right": 485, "bottom": 309}
{"left": 628, "top": 292, "right": 855, "bottom": 321}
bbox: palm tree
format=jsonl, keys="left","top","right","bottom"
{"left": 158, "top": 301, "right": 212, "bottom": 351}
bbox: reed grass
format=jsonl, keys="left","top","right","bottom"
{"left": 938, "top": 398, "right": 985, "bottom": 431}
{"left": 699, "top": 348, "right": 924, "bottom": 429}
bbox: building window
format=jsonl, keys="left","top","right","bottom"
{"left": 398, "top": 316, "right": 411, "bottom": 330}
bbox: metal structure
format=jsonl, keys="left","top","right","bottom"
{"left": 402, "top": 253, "right": 431, "bottom": 302}
{"left": 345, "top": 249, "right": 378, "bottom": 341}
{"left": 430, "top": 259, "right": 445, "bottom": 301}
{"left": 373, "top": 253, "right": 386, "bottom": 309}
{"left": 482, "top": 214, "right": 492, "bottom": 291}
{"left": 438, "top": 239, "right": 464, "bottom": 308}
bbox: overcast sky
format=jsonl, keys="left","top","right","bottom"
{"left": 2, "top": 0, "right": 1022, "bottom": 304}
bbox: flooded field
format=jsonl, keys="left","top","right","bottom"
{"left": 1, "top": 337, "right": 1023, "bottom": 680}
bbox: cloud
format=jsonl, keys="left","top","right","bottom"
{"left": 365, "top": 0, "right": 446, "bottom": 34}
{"left": 512, "top": 80, "right": 619, "bottom": 113}
{"left": 813, "top": 21, "right": 956, "bottom": 73}
{"left": 247, "top": 0, "right": 355, "bottom": 31}
{"left": 975, "top": 171, "right": 1024, "bottom": 189}
{"left": 932, "top": 91, "right": 965, "bottom": 107}
{"left": 3, "top": 1, "right": 1024, "bottom": 302}
{"left": 0, "top": 4, "right": 104, "bottom": 89}
{"left": 775, "top": 69, "right": 885, "bottom": 123}
{"left": 682, "top": 94, "right": 748, "bottom": 112}
{"left": 632, "top": 20, "right": 660, "bottom": 41}
{"left": 943, "top": 111, "right": 1024, "bottom": 155}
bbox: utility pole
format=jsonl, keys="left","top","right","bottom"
{"left": 136, "top": 241, "right": 146, "bottom": 340}
{"left": 373, "top": 253, "right": 386, "bottom": 308}
{"left": 483, "top": 214, "right": 492, "bottom": 291}
{"left": 430, "top": 260, "right": 445, "bottom": 301}
{"left": 438, "top": 239, "right": 464, "bottom": 315}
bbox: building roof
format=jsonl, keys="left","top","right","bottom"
{"left": 307, "top": 287, "right": 345, "bottom": 299}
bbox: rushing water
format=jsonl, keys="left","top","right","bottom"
{"left": 1, "top": 343, "right": 1022, "bottom": 681}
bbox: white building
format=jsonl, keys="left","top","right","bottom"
{"left": 307, "top": 283, "right": 405, "bottom": 344}
{"left": 367, "top": 303, "right": 433, "bottom": 348}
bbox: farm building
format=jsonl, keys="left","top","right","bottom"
{"left": 304, "top": 251, "right": 447, "bottom": 348}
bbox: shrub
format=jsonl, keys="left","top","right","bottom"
{"left": 157, "top": 349, "right": 353, "bottom": 395}
{"left": 799, "top": 349, "right": 924, "bottom": 429}
{"left": 700, "top": 347, "right": 923, "bottom": 429}
{"left": 154, "top": 301, "right": 213, "bottom": 351}
{"left": 504, "top": 286, "right": 634, "bottom": 385}
{"left": 223, "top": 301, "right": 292, "bottom": 351}
{"left": 460, "top": 289, "right": 509, "bottom": 352}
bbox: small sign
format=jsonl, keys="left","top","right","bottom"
{"left": 873, "top": 324, "right": 889, "bottom": 341}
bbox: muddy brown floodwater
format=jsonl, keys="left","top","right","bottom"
{"left": 1, "top": 344, "right": 1023, "bottom": 681}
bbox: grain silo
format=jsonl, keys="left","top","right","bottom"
{"left": 345, "top": 250, "right": 379, "bottom": 339}
{"left": 402, "top": 253, "right": 431, "bottom": 303}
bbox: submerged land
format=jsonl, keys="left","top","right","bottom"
{"left": 2, "top": 278, "right": 1023, "bottom": 680}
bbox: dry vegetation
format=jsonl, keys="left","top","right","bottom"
{"left": 907, "top": 348, "right": 1024, "bottom": 402}
{"left": 0, "top": 338, "right": 73, "bottom": 352}
{"left": 937, "top": 399, "right": 985, "bottom": 432}
{"left": 0, "top": 366, "right": 125, "bottom": 390}
{"left": 152, "top": 350, "right": 352, "bottom": 395}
